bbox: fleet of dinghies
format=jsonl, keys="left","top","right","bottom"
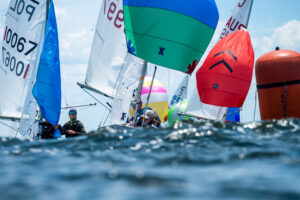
{"left": 1, "top": 0, "right": 299, "bottom": 139}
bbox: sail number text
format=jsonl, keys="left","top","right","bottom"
{"left": 10, "top": 0, "right": 40, "bottom": 22}
{"left": 104, "top": 0, "right": 124, "bottom": 30}
{"left": 2, "top": 26, "right": 36, "bottom": 78}
{"left": 2, "top": 46, "right": 28, "bottom": 78}
{"left": 3, "top": 26, "right": 38, "bottom": 56}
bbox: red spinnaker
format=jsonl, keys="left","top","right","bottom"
{"left": 196, "top": 30, "right": 254, "bottom": 108}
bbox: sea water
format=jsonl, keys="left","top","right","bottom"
{"left": 1, "top": 119, "right": 300, "bottom": 200}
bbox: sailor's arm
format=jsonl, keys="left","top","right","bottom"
{"left": 77, "top": 122, "right": 87, "bottom": 134}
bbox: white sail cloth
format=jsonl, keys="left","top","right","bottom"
{"left": 85, "top": 0, "right": 127, "bottom": 98}
{"left": 0, "top": 0, "right": 47, "bottom": 121}
{"left": 185, "top": 0, "right": 254, "bottom": 120}
{"left": 110, "top": 54, "right": 144, "bottom": 125}
{"left": 169, "top": 75, "right": 189, "bottom": 108}
{"left": 19, "top": 1, "right": 49, "bottom": 138}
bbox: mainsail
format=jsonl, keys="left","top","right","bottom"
{"left": 84, "top": 0, "right": 127, "bottom": 98}
{"left": 185, "top": 0, "right": 254, "bottom": 120}
{"left": 0, "top": 0, "right": 47, "bottom": 121}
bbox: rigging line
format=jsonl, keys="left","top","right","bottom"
{"left": 168, "top": 69, "right": 170, "bottom": 94}
{"left": 16, "top": 120, "right": 38, "bottom": 137}
{"left": 99, "top": 110, "right": 107, "bottom": 127}
{"left": 103, "top": 111, "right": 110, "bottom": 127}
{"left": 60, "top": 71, "right": 69, "bottom": 107}
{"left": 112, "top": 53, "right": 129, "bottom": 96}
{"left": 0, "top": 120, "right": 18, "bottom": 132}
{"left": 81, "top": 87, "right": 111, "bottom": 111}
{"left": 253, "top": 90, "right": 258, "bottom": 122}
{"left": 142, "top": 66, "right": 157, "bottom": 126}
{"left": 61, "top": 103, "right": 97, "bottom": 110}
{"left": 224, "top": 108, "right": 243, "bottom": 118}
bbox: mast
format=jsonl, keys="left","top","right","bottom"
{"left": 133, "top": 61, "right": 147, "bottom": 123}
{"left": 142, "top": 66, "right": 157, "bottom": 126}
{"left": 245, "top": 0, "right": 254, "bottom": 28}
{"left": 36, "top": 0, "right": 52, "bottom": 140}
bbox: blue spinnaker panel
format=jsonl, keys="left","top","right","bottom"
{"left": 226, "top": 108, "right": 240, "bottom": 122}
{"left": 33, "top": 1, "right": 61, "bottom": 125}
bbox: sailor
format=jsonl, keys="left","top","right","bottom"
{"left": 40, "top": 119, "right": 63, "bottom": 139}
{"left": 136, "top": 109, "right": 161, "bottom": 128}
{"left": 132, "top": 99, "right": 161, "bottom": 127}
{"left": 63, "top": 108, "right": 87, "bottom": 137}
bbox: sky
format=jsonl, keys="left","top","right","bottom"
{"left": 0, "top": 0, "right": 300, "bottom": 136}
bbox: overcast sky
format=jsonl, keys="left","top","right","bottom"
{"left": 0, "top": 0, "right": 300, "bottom": 136}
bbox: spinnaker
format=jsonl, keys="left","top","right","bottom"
{"left": 123, "top": 0, "right": 220, "bottom": 125}
{"left": 196, "top": 30, "right": 255, "bottom": 108}
{"left": 185, "top": 0, "right": 254, "bottom": 121}
{"left": 123, "top": 0, "right": 219, "bottom": 73}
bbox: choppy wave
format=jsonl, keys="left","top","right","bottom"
{"left": 1, "top": 119, "right": 300, "bottom": 200}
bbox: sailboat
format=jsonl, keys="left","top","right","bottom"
{"left": 81, "top": 0, "right": 219, "bottom": 127}
{"left": 180, "top": 0, "right": 255, "bottom": 122}
{"left": 78, "top": 0, "right": 138, "bottom": 127}
{"left": 0, "top": 0, "right": 61, "bottom": 139}
{"left": 119, "top": 0, "right": 220, "bottom": 126}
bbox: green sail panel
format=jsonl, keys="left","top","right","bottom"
{"left": 124, "top": 0, "right": 219, "bottom": 73}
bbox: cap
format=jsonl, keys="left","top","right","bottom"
{"left": 69, "top": 108, "right": 77, "bottom": 115}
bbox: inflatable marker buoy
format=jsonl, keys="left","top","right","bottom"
{"left": 256, "top": 49, "right": 300, "bottom": 120}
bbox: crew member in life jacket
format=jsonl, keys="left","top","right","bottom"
{"left": 63, "top": 108, "right": 86, "bottom": 137}
{"left": 132, "top": 99, "right": 161, "bottom": 128}
{"left": 40, "top": 119, "right": 63, "bottom": 139}
{"left": 136, "top": 109, "right": 161, "bottom": 128}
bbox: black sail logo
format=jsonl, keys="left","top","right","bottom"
{"left": 209, "top": 50, "right": 237, "bottom": 73}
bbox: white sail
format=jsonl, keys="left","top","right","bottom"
{"left": 219, "top": 0, "right": 254, "bottom": 40}
{"left": 186, "top": 88, "right": 227, "bottom": 120}
{"left": 19, "top": 5, "right": 47, "bottom": 138}
{"left": 169, "top": 75, "right": 189, "bottom": 108}
{"left": 110, "top": 54, "right": 144, "bottom": 125}
{"left": 185, "top": 0, "right": 254, "bottom": 120}
{"left": 0, "top": 0, "right": 47, "bottom": 121}
{"left": 85, "top": 0, "right": 127, "bottom": 98}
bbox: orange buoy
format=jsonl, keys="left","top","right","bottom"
{"left": 256, "top": 49, "right": 300, "bottom": 120}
